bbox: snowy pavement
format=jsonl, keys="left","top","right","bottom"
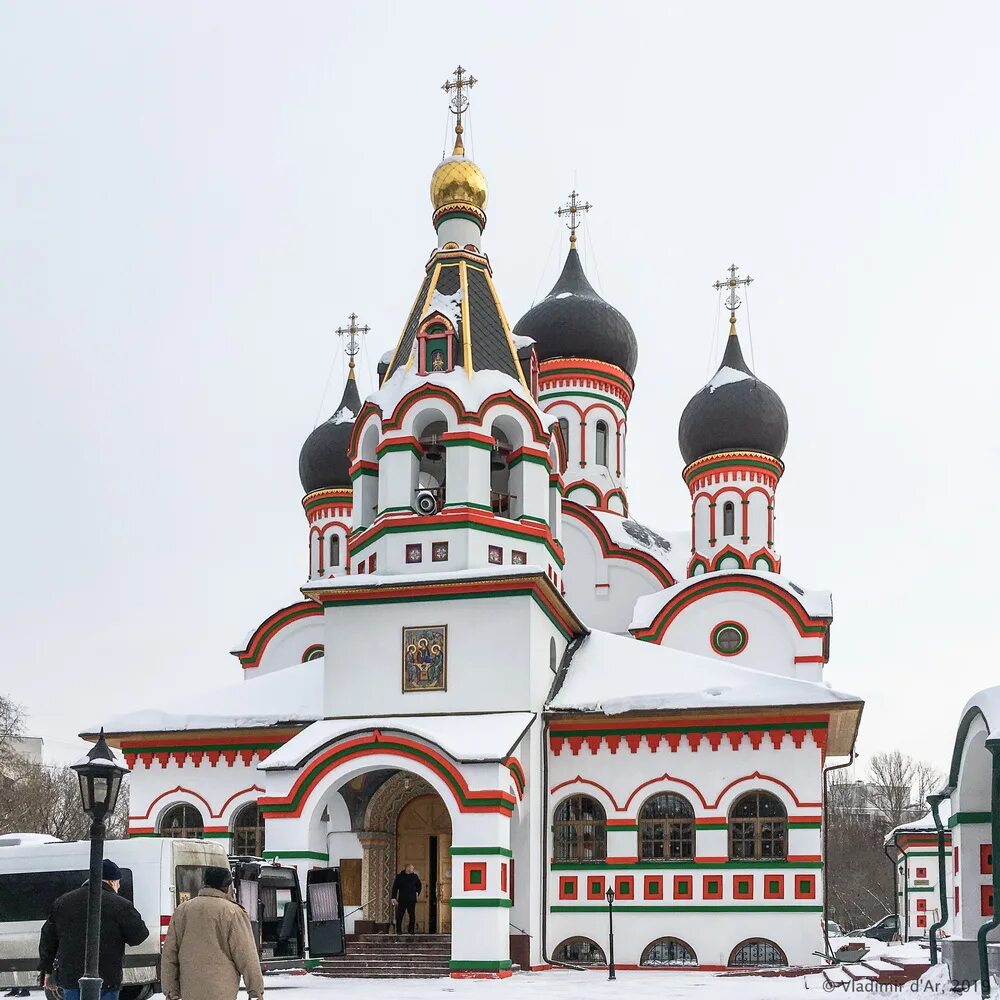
{"left": 142, "top": 941, "right": 948, "bottom": 1000}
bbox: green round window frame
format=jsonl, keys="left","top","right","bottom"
{"left": 711, "top": 622, "right": 747, "bottom": 656}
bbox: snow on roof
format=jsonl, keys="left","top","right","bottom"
{"left": 513, "top": 334, "right": 535, "bottom": 350}
{"left": 330, "top": 405, "right": 356, "bottom": 425}
{"left": 261, "top": 712, "right": 536, "bottom": 769}
{"left": 589, "top": 509, "right": 687, "bottom": 579}
{"left": 961, "top": 685, "right": 1000, "bottom": 737}
{"left": 95, "top": 658, "right": 323, "bottom": 736}
{"left": 427, "top": 288, "right": 463, "bottom": 331}
{"left": 0, "top": 833, "right": 62, "bottom": 847}
{"left": 886, "top": 800, "right": 952, "bottom": 843}
{"left": 707, "top": 365, "right": 753, "bottom": 392}
{"left": 369, "top": 364, "right": 552, "bottom": 431}
{"left": 630, "top": 569, "right": 833, "bottom": 632}
{"left": 549, "top": 629, "right": 861, "bottom": 715}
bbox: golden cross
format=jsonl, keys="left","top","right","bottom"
{"left": 336, "top": 312, "right": 370, "bottom": 372}
{"left": 713, "top": 263, "right": 753, "bottom": 315}
{"left": 442, "top": 65, "right": 477, "bottom": 154}
{"left": 556, "top": 190, "right": 592, "bottom": 248}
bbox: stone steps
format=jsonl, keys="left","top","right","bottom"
{"left": 317, "top": 934, "right": 452, "bottom": 979}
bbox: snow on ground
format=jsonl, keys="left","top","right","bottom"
{"left": 829, "top": 935, "right": 931, "bottom": 962}
{"left": 148, "top": 970, "right": 844, "bottom": 1000}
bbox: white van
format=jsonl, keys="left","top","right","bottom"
{"left": 0, "top": 836, "right": 228, "bottom": 998}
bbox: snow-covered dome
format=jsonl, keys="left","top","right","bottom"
{"left": 298, "top": 373, "right": 361, "bottom": 493}
{"left": 512, "top": 248, "right": 638, "bottom": 376}
{"left": 678, "top": 328, "right": 787, "bottom": 466}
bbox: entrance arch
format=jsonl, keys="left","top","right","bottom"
{"left": 396, "top": 794, "right": 452, "bottom": 933}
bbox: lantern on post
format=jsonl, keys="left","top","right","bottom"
{"left": 70, "top": 729, "right": 130, "bottom": 1000}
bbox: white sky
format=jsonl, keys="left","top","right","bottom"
{"left": 1, "top": 3, "right": 997, "bottom": 772}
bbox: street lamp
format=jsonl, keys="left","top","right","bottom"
{"left": 71, "top": 729, "right": 129, "bottom": 1000}
{"left": 605, "top": 885, "right": 616, "bottom": 981}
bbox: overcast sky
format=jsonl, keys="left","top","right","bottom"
{"left": 1, "top": 3, "right": 997, "bottom": 775}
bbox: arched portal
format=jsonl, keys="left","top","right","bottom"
{"left": 396, "top": 793, "right": 453, "bottom": 933}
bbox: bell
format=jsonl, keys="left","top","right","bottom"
{"left": 490, "top": 448, "right": 506, "bottom": 471}
{"left": 424, "top": 447, "right": 442, "bottom": 462}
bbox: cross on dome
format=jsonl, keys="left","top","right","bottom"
{"left": 442, "top": 65, "right": 477, "bottom": 155}
{"left": 336, "top": 312, "right": 370, "bottom": 374}
{"left": 713, "top": 263, "right": 753, "bottom": 317}
{"left": 556, "top": 190, "right": 592, "bottom": 248}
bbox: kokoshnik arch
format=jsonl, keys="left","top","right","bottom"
{"left": 87, "top": 67, "right": 863, "bottom": 978}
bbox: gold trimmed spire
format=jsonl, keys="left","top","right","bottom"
{"left": 431, "top": 65, "right": 488, "bottom": 215}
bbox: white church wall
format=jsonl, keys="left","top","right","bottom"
{"left": 247, "top": 616, "right": 324, "bottom": 677}
{"left": 561, "top": 515, "right": 662, "bottom": 634}
{"left": 653, "top": 589, "right": 822, "bottom": 681}
{"left": 545, "top": 730, "right": 824, "bottom": 967}
{"left": 322, "top": 594, "right": 536, "bottom": 717}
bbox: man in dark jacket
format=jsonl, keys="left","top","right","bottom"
{"left": 390, "top": 864, "right": 422, "bottom": 935}
{"left": 38, "top": 858, "right": 149, "bottom": 1000}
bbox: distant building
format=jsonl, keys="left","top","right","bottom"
{"left": 885, "top": 806, "right": 952, "bottom": 940}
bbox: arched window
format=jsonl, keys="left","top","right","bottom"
{"left": 639, "top": 793, "right": 694, "bottom": 860}
{"left": 558, "top": 417, "right": 570, "bottom": 457}
{"left": 231, "top": 803, "right": 265, "bottom": 857}
{"left": 723, "top": 501, "right": 735, "bottom": 536}
{"left": 328, "top": 534, "right": 340, "bottom": 567}
{"left": 553, "top": 795, "right": 606, "bottom": 861}
{"left": 549, "top": 636, "right": 558, "bottom": 674}
{"left": 595, "top": 421, "right": 609, "bottom": 468}
{"left": 552, "top": 937, "right": 606, "bottom": 966}
{"left": 160, "top": 804, "right": 204, "bottom": 839}
{"left": 728, "top": 939, "right": 787, "bottom": 968}
{"left": 641, "top": 937, "right": 698, "bottom": 967}
{"left": 729, "top": 792, "right": 787, "bottom": 860}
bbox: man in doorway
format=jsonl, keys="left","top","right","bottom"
{"left": 391, "top": 864, "right": 422, "bottom": 935}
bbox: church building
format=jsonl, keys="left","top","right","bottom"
{"left": 93, "top": 68, "right": 863, "bottom": 977}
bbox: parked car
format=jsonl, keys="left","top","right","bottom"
{"left": 848, "top": 913, "right": 899, "bottom": 942}
{"left": 824, "top": 919, "right": 845, "bottom": 937}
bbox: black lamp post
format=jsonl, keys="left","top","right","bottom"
{"left": 605, "top": 885, "right": 616, "bottom": 980}
{"left": 70, "top": 729, "right": 129, "bottom": 1000}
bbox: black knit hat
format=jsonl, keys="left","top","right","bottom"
{"left": 204, "top": 866, "right": 233, "bottom": 890}
{"left": 101, "top": 859, "right": 122, "bottom": 882}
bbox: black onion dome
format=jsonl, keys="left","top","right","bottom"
{"left": 512, "top": 248, "right": 638, "bottom": 376}
{"left": 678, "top": 330, "right": 788, "bottom": 466}
{"left": 298, "top": 373, "right": 362, "bottom": 493}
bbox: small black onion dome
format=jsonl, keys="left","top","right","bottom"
{"left": 298, "top": 372, "right": 362, "bottom": 493}
{"left": 512, "top": 248, "right": 638, "bottom": 376}
{"left": 678, "top": 329, "right": 788, "bottom": 466}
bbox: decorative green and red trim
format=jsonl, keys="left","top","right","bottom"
{"left": 231, "top": 601, "right": 323, "bottom": 670}
{"left": 259, "top": 730, "right": 515, "bottom": 818}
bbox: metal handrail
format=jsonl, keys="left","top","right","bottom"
{"left": 342, "top": 895, "right": 381, "bottom": 920}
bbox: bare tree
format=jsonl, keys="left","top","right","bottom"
{"left": 866, "top": 751, "right": 942, "bottom": 829}
{"left": 0, "top": 693, "right": 25, "bottom": 776}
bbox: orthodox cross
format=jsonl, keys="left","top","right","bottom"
{"left": 713, "top": 263, "right": 753, "bottom": 316}
{"left": 556, "top": 190, "right": 592, "bottom": 248}
{"left": 336, "top": 312, "right": 370, "bottom": 373}
{"left": 442, "top": 65, "right": 477, "bottom": 153}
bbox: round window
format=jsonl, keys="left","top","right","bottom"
{"left": 712, "top": 623, "right": 747, "bottom": 656}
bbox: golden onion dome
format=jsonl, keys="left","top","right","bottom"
{"left": 430, "top": 154, "right": 488, "bottom": 212}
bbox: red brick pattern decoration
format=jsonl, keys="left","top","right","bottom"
{"left": 764, "top": 875, "right": 785, "bottom": 899}
{"left": 703, "top": 875, "right": 723, "bottom": 900}
{"left": 916, "top": 914, "right": 927, "bottom": 929}
{"left": 558, "top": 876, "right": 578, "bottom": 901}
{"left": 982, "top": 885, "right": 994, "bottom": 918}
{"left": 615, "top": 876, "right": 634, "bottom": 900}
{"left": 463, "top": 863, "right": 487, "bottom": 892}
{"left": 643, "top": 875, "right": 664, "bottom": 900}
{"left": 733, "top": 875, "right": 753, "bottom": 900}
{"left": 673, "top": 875, "right": 693, "bottom": 900}
{"left": 981, "top": 844, "right": 993, "bottom": 874}
{"left": 587, "top": 875, "right": 606, "bottom": 900}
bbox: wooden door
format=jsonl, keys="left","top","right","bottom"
{"left": 396, "top": 795, "right": 452, "bottom": 933}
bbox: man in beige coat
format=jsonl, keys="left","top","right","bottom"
{"left": 161, "top": 866, "right": 264, "bottom": 1000}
